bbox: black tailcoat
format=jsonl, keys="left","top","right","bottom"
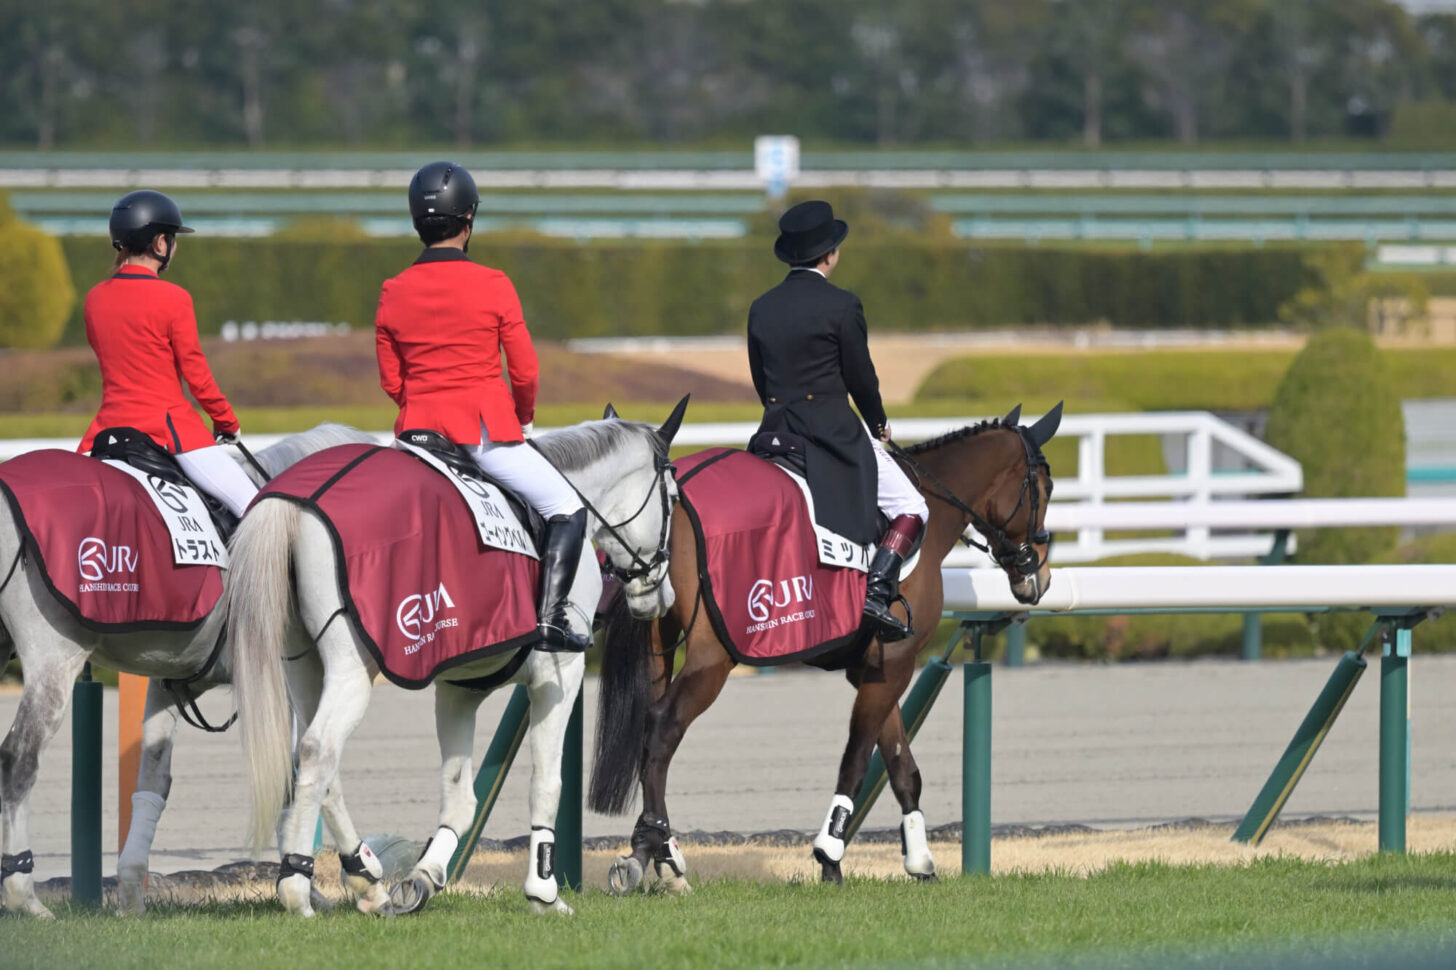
{"left": 747, "top": 270, "right": 887, "bottom": 543}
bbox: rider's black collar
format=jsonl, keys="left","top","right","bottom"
{"left": 414, "top": 247, "right": 471, "bottom": 265}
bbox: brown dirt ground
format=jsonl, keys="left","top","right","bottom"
{"left": 42, "top": 816, "right": 1456, "bottom": 909}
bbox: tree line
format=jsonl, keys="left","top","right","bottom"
{"left": 4, "top": 0, "right": 1455, "bottom": 150}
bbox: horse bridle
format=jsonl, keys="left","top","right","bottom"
{"left": 887, "top": 427, "right": 1051, "bottom": 578}
{"left": 531, "top": 442, "right": 677, "bottom": 590}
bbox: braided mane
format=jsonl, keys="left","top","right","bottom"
{"left": 904, "top": 418, "right": 1017, "bottom": 455}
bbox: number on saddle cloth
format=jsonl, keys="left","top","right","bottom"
{"left": 90, "top": 427, "right": 239, "bottom": 540}
{"left": 395, "top": 430, "right": 546, "bottom": 550}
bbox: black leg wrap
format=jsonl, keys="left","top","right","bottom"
{"left": 630, "top": 812, "right": 671, "bottom": 855}
{"left": 1, "top": 850, "right": 34, "bottom": 878}
{"left": 277, "top": 853, "right": 315, "bottom": 885}
{"left": 339, "top": 848, "right": 379, "bottom": 884}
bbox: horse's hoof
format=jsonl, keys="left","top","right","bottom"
{"left": 653, "top": 863, "right": 692, "bottom": 894}
{"left": 385, "top": 874, "right": 436, "bottom": 916}
{"left": 354, "top": 881, "right": 392, "bottom": 916}
{"left": 530, "top": 896, "right": 574, "bottom": 916}
{"left": 910, "top": 871, "right": 938, "bottom": 883}
{"left": 607, "top": 856, "right": 644, "bottom": 896}
{"left": 309, "top": 886, "right": 336, "bottom": 911}
{"left": 818, "top": 859, "right": 844, "bottom": 885}
{"left": 115, "top": 878, "right": 146, "bottom": 916}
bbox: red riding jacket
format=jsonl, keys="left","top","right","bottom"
{"left": 374, "top": 248, "right": 539, "bottom": 445}
{"left": 78, "top": 265, "right": 240, "bottom": 455}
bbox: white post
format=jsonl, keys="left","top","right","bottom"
{"left": 1078, "top": 429, "right": 1106, "bottom": 561}
{"left": 1186, "top": 417, "right": 1213, "bottom": 558}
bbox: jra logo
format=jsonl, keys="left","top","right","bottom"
{"left": 78, "top": 536, "right": 138, "bottom": 582}
{"left": 746, "top": 576, "right": 814, "bottom": 623}
{"left": 396, "top": 583, "right": 456, "bottom": 641}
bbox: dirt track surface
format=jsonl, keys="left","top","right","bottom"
{"left": 8, "top": 656, "right": 1456, "bottom": 888}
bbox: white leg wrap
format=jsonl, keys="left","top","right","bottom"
{"left": 812, "top": 794, "right": 855, "bottom": 865}
{"left": 117, "top": 790, "right": 166, "bottom": 876}
{"left": 901, "top": 811, "right": 935, "bottom": 877}
{"left": 416, "top": 827, "right": 459, "bottom": 888}
{"left": 523, "top": 827, "right": 559, "bottom": 904}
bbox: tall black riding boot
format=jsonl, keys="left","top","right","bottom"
{"left": 862, "top": 514, "right": 923, "bottom": 643}
{"left": 537, "top": 509, "right": 592, "bottom": 652}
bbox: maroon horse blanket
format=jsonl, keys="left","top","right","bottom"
{"left": 676, "top": 449, "right": 867, "bottom": 666}
{"left": 0, "top": 450, "right": 223, "bottom": 631}
{"left": 256, "top": 444, "right": 539, "bottom": 689}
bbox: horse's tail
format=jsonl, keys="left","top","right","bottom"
{"left": 588, "top": 590, "right": 654, "bottom": 815}
{"left": 224, "top": 498, "right": 299, "bottom": 854}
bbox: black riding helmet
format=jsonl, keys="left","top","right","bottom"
{"left": 110, "top": 190, "right": 193, "bottom": 272}
{"left": 408, "top": 161, "right": 479, "bottom": 249}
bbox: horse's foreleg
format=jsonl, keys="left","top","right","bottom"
{"left": 815, "top": 648, "right": 917, "bottom": 885}
{"left": 0, "top": 643, "right": 86, "bottom": 919}
{"left": 320, "top": 779, "right": 388, "bottom": 914}
{"left": 876, "top": 707, "right": 934, "bottom": 880}
{"left": 612, "top": 643, "right": 731, "bottom": 896}
{"left": 519, "top": 651, "right": 585, "bottom": 915}
{"left": 115, "top": 679, "right": 183, "bottom": 915}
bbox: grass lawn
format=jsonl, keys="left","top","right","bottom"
{"left": 7, "top": 856, "right": 1456, "bottom": 970}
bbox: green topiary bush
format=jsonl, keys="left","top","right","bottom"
{"left": 1264, "top": 329, "right": 1405, "bottom": 566}
{"left": 0, "top": 193, "right": 76, "bottom": 349}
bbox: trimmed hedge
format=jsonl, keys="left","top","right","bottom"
{"left": 1265, "top": 329, "right": 1405, "bottom": 566}
{"left": 54, "top": 235, "right": 1356, "bottom": 346}
{"left": 0, "top": 194, "right": 76, "bottom": 349}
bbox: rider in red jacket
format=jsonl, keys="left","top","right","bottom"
{"left": 78, "top": 191, "right": 257, "bottom": 517}
{"left": 375, "top": 161, "right": 591, "bottom": 652}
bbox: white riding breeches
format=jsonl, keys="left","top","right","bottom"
{"left": 872, "top": 438, "right": 929, "bottom": 524}
{"left": 175, "top": 445, "right": 260, "bottom": 519}
{"left": 470, "top": 438, "right": 583, "bottom": 519}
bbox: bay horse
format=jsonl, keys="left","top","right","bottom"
{"left": 589, "top": 404, "right": 1060, "bottom": 891}
{"left": 226, "top": 402, "right": 687, "bottom": 918}
{"left": 0, "top": 424, "right": 376, "bottom": 918}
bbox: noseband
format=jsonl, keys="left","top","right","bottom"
{"left": 888, "top": 427, "right": 1051, "bottom": 578}
{"left": 532, "top": 442, "right": 676, "bottom": 591}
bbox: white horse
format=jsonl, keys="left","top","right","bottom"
{"left": 226, "top": 403, "right": 685, "bottom": 918}
{"left": 0, "top": 423, "right": 376, "bottom": 919}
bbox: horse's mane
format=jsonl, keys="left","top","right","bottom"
{"left": 252, "top": 423, "right": 378, "bottom": 477}
{"left": 532, "top": 419, "right": 664, "bottom": 473}
{"left": 904, "top": 418, "right": 1018, "bottom": 456}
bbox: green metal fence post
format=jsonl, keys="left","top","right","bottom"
{"left": 1379, "top": 622, "right": 1413, "bottom": 853}
{"left": 1231, "top": 649, "right": 1366, "bottom": 845}
{"left": 1241, "top": 530, "right": 1290, "bottom": 662}
{"left": 1003, "top": 623, "right": 1026, "bottom": 668}
{"left": 962, "top": 648, "right": 992, "bottom": 876}
{"left": 446, "top": 685, "right": 531, "bottom": 884}
{"left": 70, "top": 664, "right": 103, "bottom": 907}
{"left": 555, "top": 689, "right": 584, "bottom": 892}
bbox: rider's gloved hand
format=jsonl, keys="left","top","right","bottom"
{"left": 214, "top": 427, "right": 240, "bottom": 446}
{"left": 521, "top": 422, "right": 535, "bottom": 439}
{"left": 879, "top": 422, "right": 893, "bottom": 443}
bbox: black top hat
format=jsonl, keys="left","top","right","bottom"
{"left": 773, "top": 200, "right": 849, "bottom": 264}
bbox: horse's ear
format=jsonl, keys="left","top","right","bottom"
{"left": 1028, "top": 401, "right": 1063, "bottom": 447}
{"left": 1004, "top": 403, "right": 1022, "bottom": 426}
{"left": 603, "top": 403, "right": 620, "bottom": 420}
{"left": 656, "top": 394, "right": 691, "bottom": 447}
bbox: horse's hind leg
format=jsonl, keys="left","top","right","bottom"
{"left": 114, "top": 679, "right": 184, "bottom": 915}
{"left": 277, "top": 632, "right": 373, "bottom": 918}
{"left": 384, "top": 679, "right": 486, "bottom": 916}
{"left": 877, "top": 707, "right": 935, "bottom": 880}
{"left": 521, "top": 651, "right": 585, "bottom": 915}
{"left": 0, "top": 639, "right": 86, "bottom": 918}
{"left": 284, "top": 631, "right": 388, "bottom": 914}
{"left": 612, "top": 636, "right": 732, "bottom": 896}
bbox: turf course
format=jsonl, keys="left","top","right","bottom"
{"left": 8, "top": 855, "right": 1456, "bottom": 969}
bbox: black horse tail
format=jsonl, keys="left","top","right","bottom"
{"left": 588, "top": 589, "right": 654, "bottom": 815}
